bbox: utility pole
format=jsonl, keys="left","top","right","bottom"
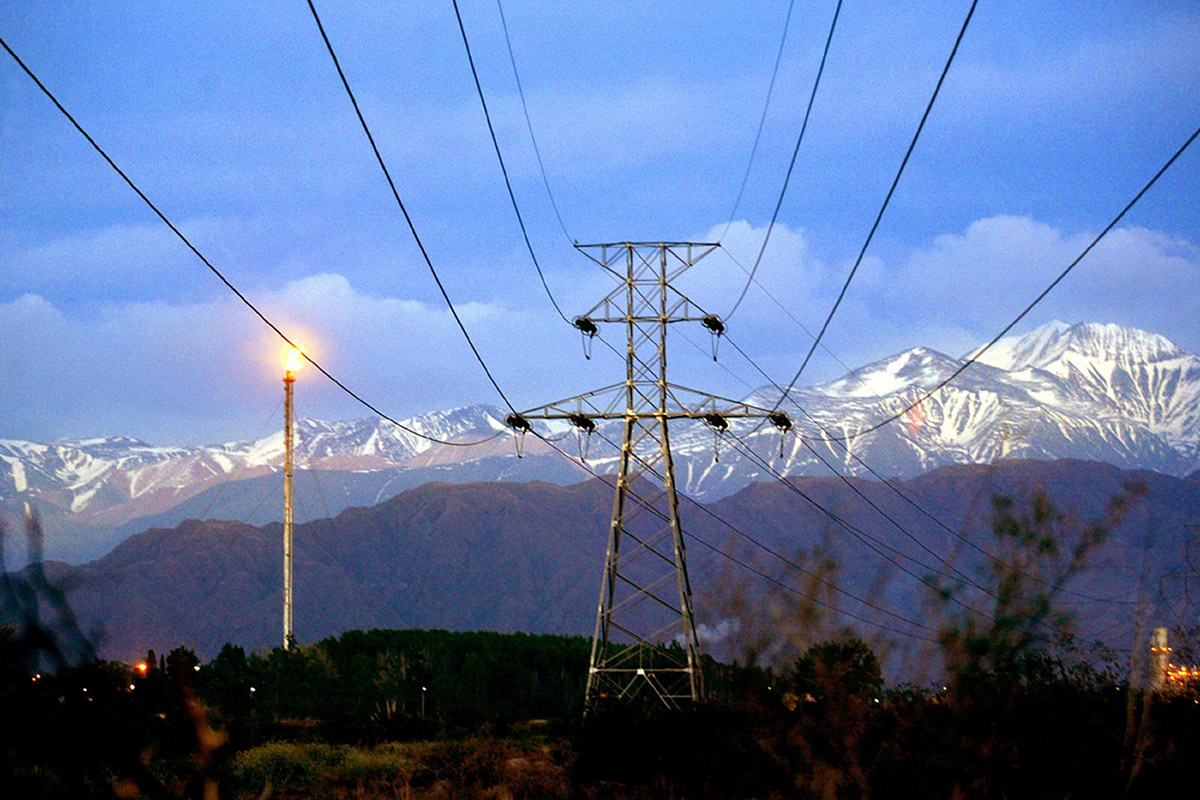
{"left": 282, "top": 347, "right": 305, "bottom": 650}
{"left": 507, "top": 242, "right": 792, "bottom": 709}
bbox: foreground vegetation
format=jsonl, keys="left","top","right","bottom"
{"left": 3, "top": 487, "right": 1198, "bottom": 797}
{"left": 2, "top": 627, "right": 1198, "bottom": 799}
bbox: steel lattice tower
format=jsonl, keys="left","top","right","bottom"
{"left": 508, "top": 242, "right": 791, "bottom": 709}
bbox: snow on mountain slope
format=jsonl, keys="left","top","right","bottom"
{"left": 0, "top": 407, "right": 512, "bottom": 525}
{"left": 973, "top": 321, "right": 1200, "bottom": 456}
{"left": 660, "top": 320, "right": 1200, "bottom": 496}
{"left": 3, "top": 321, "right": 1198, "bottom": 550}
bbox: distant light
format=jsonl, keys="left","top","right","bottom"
{"left": 422, "top": 686, "right": 427, "bottom": 692}
{"left": 250, "top": 686, "right": 256, "bottom": 693}
{"left": 284, "top": 346, "right": 307, "bottom": 375}
{"left": 129, "top": 684, "right": 136, "bottom": 691}
{"left": 82, "top": 687, "right": 87, "bottom": 692}
{"left": 136, "top": 663, "right": 148, "bottom": 673}
{"left": 193, "top": 665, "right": 201, "bottom": 672}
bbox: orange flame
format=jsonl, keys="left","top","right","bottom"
{"left": 284, "top": 346, "right": 307, "bottom": 374}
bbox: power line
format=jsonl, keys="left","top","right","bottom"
{"left": 718, "top": 246, "right": 1070, "bottom": 563}
{"left": 533, "top": 431, "right": 941, "bottom": 643}
{"left": 722, "top": 428, "right": 1089, "bottom": 649}
{"left": 452, "top": 0, "right": 570, "bottom": 325}
{"left": 304, "top": 0, "right": 518, "bottom": 413}
{"left": 721, "top": 247, "right": 863, "bottom": 379}
{"left": 725, "top": 0, "right": 843, "bottom": 320}
{"left": 719, "top": 429, "right": 997, "bottom": 621}
{"left": 681, "top": 322, "right": 1133, "bottom": 610}
{"left": 495, "top": 0, "right": 574, "bottom": 244}
{"left": 677, "top": 321, "right": 981, "bottom": 552}
{"left": 684, "top": 530, "right": 938, "bottom": 643}
{"left": 0, "top": 33, "right": 501, "bottom": 450}
{"left": 582, "top": 426, "right": 940, "bottom": 634}
{"left": 716, "top": 0, "right": 798, "bottom": 243}
{"left": 679, "top": 384, "right": 1117, "bottom": 651}
{"left": 720, "top": 333, "right": 1134, "bottom": 607}
{"left": 770, "top": 0, "right": 978, "bottom": 389}
{"left": 578, "top": 418, "right": 1027, "bottom": 644}
{"left": 813, "top": 122, "right": 1200, "bottom": 444}
{"left": 694, "top": 254, "right": 1017, "bottom": 546}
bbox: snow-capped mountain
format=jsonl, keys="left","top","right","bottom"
{"left": 0, "top": 407, "right": 515, "bottom": 528}
{"left": 3, "top": 321, "right": 1199, "bottom": 562}
{"left": 973, "top": 322, "right": 1200, "bottom": 456}
{"left": 574, "top": 320, "right": 1200, "bottom": 495}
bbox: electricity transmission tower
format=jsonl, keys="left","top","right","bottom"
{"left": 507, "top": 242, "right": 792, "bottom": 709}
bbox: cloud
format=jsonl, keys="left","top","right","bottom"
{"left": 3, "top": 218, "right": 1196, "bottom": 447}
{"left": 670, "top": 216, "right": 1200, "bottom": 390}
{"left": 884, "top": 216, "right": 1200, "bottom": 340}
{"left": 0, "top": 273, "right": 599, "bottom": 445}
{"left": 678, "top": 220, "right": 821, "bottom": 315}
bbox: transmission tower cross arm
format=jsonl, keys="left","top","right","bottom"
{"left": 575, "top": 241, "right": 720, "bottom": 278}
{"left": 574, "top": 241, "right": 723, "bottom": 328}
{"left": 506, "top": 383, "right": 793, "bottom": 428}
{"left": 581, "top": 286, "right": 718, "bottom": 326}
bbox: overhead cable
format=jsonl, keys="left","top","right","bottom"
{"left": 452, "top": 0, "right": 570, "bottom": 324}
{"left": 533, "top": 432, "right": 941, "bottom": 642}
{"left": 721, "top": 333, "right": 1134, "bottom": 607}
{"left": 817, "top": 122, "right": 1200, "bottom": 443}
{"left": 305, "top": 0, "right": 518, "bottom": 413}
{"left": 720, "top": 429, "right": 999, "bottom": 623}
{"left": 725, "top": 0, "right": 843, "bottom": 320}
{"left": 717, "top": 0, "right": 799, "bottom": 244}
{"left": 495, "top": 0, "right": 574, "bottom": 244}
{"left": 684, "top": 531, "right": 938, "bottom": 643}
{"left": 770, "top": 0, "right": 978, "bottom": 383}
{"left": 593, "top": 422, "right": 1029, "bottom": 647}
{"left": 0, "top": 34, "right": 501, "bottom": 449}
{"left": 584, "top": 425, "right": 943, "bottom": 633}
{"left": 722, "top": 428, "right": 1089, "bottom": 650}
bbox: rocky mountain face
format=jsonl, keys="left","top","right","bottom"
{"left": 2, "top": 321, "right": 1198, "bottom": 563}
{"left": 11, "top": 460, "right": 1194, "bottom": 671}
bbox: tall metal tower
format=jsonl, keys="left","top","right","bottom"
{"left": 507, "top": 242, "right": 792, "bottom": 709}
{"left": 282, "top": 347, "right": 305, "bottom": 650}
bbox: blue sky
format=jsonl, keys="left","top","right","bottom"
{"left": 1, "top": 0, "right": 1197, "bottom": 445}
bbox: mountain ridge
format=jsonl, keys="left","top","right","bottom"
{"left": 4, "top": 320, "right": 1199, "bottom": 563}
{"left": 12, "top": 459, "right": 1192, "bottom": 668}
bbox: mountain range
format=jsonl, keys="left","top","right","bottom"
{"left": 14, "top": 459, "right": 1196, "bottom": 672}
{"left": 3, "top": 320, "right": 1199, "bottom": 564}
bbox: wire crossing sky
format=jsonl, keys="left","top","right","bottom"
{"left": 0, "top": 1, "right": 1197, "bottom": 445}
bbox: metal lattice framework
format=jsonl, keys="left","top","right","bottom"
{"left": 509, "top": 242, "right": 791, "bottom": 709}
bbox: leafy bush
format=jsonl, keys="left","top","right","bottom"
{"left": 231, "top": 741, "right": 346, "bottom": 793}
